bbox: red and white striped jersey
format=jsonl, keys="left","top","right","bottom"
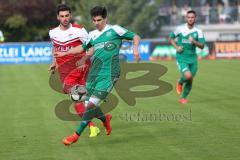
{"left": 49, "top": 23, "right": 89, "bottom": 66}
{"left": 49, "top": 24, "right": 91, "bottom": 86}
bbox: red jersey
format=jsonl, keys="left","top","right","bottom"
{"left": 49, "top": 24, "right": 90, "bottom": 93}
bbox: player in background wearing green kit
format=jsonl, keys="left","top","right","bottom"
{"left": 55, "top": 6, "right": 141, "bottom": 145}
{"left": 169, "top": 10, "right": 205, "bottom": 104}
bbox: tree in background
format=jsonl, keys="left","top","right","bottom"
{"left": 71, "top": 0, "right": 163, "bottom": 38}
{"left": 0, "top": 0, "right": 163, "bottom": 42}
{"left": 0, "top": 0, "right": 58, "bottom": 42}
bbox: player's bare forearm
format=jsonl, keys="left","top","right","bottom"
{"left": 169, "top": 38, "right": 178, "bottom": 50}
{"left": 188, "top": 36, "right": 204, "bottom": 49}
{"left": 88, "top": 47, "right": 94, "bottom": 56}
{"left": 169, "top": 38, "right": 183, "bottom": 53}
{"left": 76, "top": 47, "right": 94, "bottom": 67}
{"left": 54, "top": 45, "right": 85, "bottom": 57}
{"left": 67, "top": 45, "right": 85, "bottom": 54}
{"left": 49, "top": 48, "right": 57, "bottom": 74}
{"left": 133, "top": 34, "right": 140, "bottom": 49}
{"left": 133, "top": 34, "right": 141, "bottom": 62}
{"left": 51, "top": 48, "right": 57, "bottom": 64}
{"left": 192, "top": 40, "right": 204, "bottom": 49}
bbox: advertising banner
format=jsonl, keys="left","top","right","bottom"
{"left": 149, "top": 42, "right": 210, "bottom": 60}
{"left": 0, "top": 42, "right": 52, "bottom": 64}
{"left": 2, "top": 41, "right": 238, "bottom": 64}
{"left": 214, "top": 42, "right": 240, "bottom": 58}
{"left": 120, "top": 41, "right": 151, "bottom": 61}
{"left": 0, "top": 41, "right": 151, "bottom": 63}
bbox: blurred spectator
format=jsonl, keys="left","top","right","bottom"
{"left": 209, "top": 5, "right": 219, "bottom": 23}
{"left": 229, "top": 3, "right": 238, "bottom": 23}
{"left": 201, "top": 2, "right": 210, "bottom": 24}
{"left": 217, "top": 2, "right": 228, "bottom": 23}
{"left": 221, "top": 5, "right": 234, "bottom": 23}
{"left": 169, "top": 3, "right": 178, "bottom": 25}
{"left": 217, "top": 2, "right": 224, "bottom": 14}
{"left": 159, "top": 6, "right": 170, "bottom": 24}
{"left": 159, "top": 1, "right": 240, "bottom": 25}
{"left": 0, "top": 30, "right": 4, "bottom": 42}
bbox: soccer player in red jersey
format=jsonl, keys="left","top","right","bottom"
{"left": 48, "top": 4, "right": 100, "bottom": 137}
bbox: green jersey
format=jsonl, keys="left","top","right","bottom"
{"left": 82, "top": 24, "right": 135, "bottom": 78}
{"left": 170, "top": 23, "right": 205, "bottom": 63}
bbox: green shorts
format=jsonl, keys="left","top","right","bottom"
{"left": 86, "top": 76, "right": 119, "bottom": 100}
{"left": 176, "top": 61, "right": 198, "bottom": 77}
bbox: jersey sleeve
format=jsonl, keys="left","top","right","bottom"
{"left": 48, "top": 30, "right": 54, "bottom": 45}
{"left": 197, "top": 29, "right": 205, "bottom": 45}
{"left": 78, "top": 27, "right": 89, "bottom": 43}
{"left": 169, "top": 26, "right": 180, "bottom": 39}
{"left": 112, "top": 25, "right": 135, "bottom": 40}
{"left": 82, "top": 35, "right": 93, "bottom": 51}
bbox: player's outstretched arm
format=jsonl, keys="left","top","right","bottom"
{"left": 54, "top": 45, "right": 85, "bottom": 57}
{"left": 133, "top": 34, "right": 141, "bottom": 62}
{"left": 76, "top": 47, "right": 94, "bottom": 68}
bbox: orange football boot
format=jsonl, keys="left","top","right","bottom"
{"left": 103, "top": 114, "right": 112, "bottom": 135}
{"left": 62, "top": 132, "right": 79, "bottom": 145}
{"left": 176, "top": 80, "right": 183, "bottom": 95}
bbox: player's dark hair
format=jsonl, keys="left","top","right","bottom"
{"left": 56, "top": 4, "right": 71, "bottom": 15}
{"left": 187, "top": 10, "right": 197, "bottom": 16}
{"left": 90, "top": 6, "right": 107, "bottom": 18}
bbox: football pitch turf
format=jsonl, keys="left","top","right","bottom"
{"left": 0, "top": 60, "right": 239, "bottom": 160}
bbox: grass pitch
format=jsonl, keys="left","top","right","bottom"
{"left": 0, "top": 60, "right": 239, "bottom": 160}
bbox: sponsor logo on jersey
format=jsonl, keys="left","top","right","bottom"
{"left": 55, "top": 46, "right": 73, "bottom": 52}
{"left": 104, "top": 42, "right": 117, "bottom": 51}
{"left": 95, "top": 41, "right": 118, "bottom": 51}
{"left": 182, "top": 39, "right": 191, "bottom": 44}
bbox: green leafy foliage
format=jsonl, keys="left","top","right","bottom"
{"left": 71, "top": 0, "right": 163, "bottom": 38}
{"left": 0, "top": 0, "right": 57, "bottom": 42}
{"left": 0, "top": 0, "right": 163, "bottom": 41}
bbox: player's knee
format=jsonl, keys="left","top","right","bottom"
{"left": 184, "top": 71, "right": 192, "bottom": 80}
{"left": 186, "top": 76, "right": 192, "bottom": 81}
{"left": 87, "top": 96, "right": 101, "bottom": 108}
{"left": 86, "top": 102, "right": 96, "bottom": 109}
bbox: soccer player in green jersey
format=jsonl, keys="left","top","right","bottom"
{"left": 55, "top": 6, "right": 140, "bottom": 145}
{"left": 169, "top": 10, "right": 205, "bottom": 104}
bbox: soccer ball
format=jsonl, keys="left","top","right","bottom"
{"left": 70, "top": 85, "right": 87, "bottom": 102}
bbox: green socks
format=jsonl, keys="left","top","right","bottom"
{"left": 95, "top": 106, "right": 106, "bottom": 123}
{"left": 76, "top": 105, "right": 107, "bottom": 135}
{"left": 76, "top": 106, "right": 95, "bottom": 135}
{"left": 182, "top": 80, "right": 192, "bottom": 98}
{"left": 179, "top": 76, "right": 187, "bottom": 85}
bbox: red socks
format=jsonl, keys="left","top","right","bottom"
{"left": 74, "top": 102, "right": 95, "bottom": 127}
